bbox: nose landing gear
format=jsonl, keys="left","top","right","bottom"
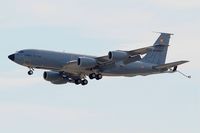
{"left": 28, "top": 68, "right": 34, "bottom": 75}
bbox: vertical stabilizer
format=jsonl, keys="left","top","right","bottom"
{"left": 142, "top": 32, "right": 173, "bottom": 65}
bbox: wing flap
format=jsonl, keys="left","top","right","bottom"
{"left": 62, "top": 60, "right": 78, "bottom": 69}
{"left": 96, "top": 56, "right": 110, "bottom": 63}
{"left": 153, "top": 60, "right": 189, "bottom": 70}
{"left": 127, "top": 46, "right": 154, "bottom": 55}
{"left": 123, "top": 55, "right": 141, "bottom": 65}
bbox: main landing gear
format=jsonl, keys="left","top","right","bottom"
{"left": 75, "top": 79, "right": 88, "bottom": 86}
{"left": 89, "top": 73, "right": 102, "bottom": 80}
{"left": 74, "top": 73, "right": 103, "bottom": 86}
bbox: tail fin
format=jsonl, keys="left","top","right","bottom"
{"left": 142, "top": 32, "right": 173, "bottom": 65}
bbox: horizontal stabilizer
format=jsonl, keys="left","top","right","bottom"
{"left": 153, "top": 60, "right": 189, "bottom": 70}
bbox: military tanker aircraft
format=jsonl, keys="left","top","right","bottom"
{"left": 8, "top": 33, "right": 189, "bottom": 85}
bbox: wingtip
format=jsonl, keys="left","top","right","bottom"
{"left": 181, "top": 60, "right": 190, "bottom": 64}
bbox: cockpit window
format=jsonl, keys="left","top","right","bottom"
{"left": 18, "top": 51, "right": 24, "bottom": 53}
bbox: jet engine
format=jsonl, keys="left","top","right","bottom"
{"left": 77, "top": 57, "right": 97, "bottom": 68}
{"left": 43, "top": 71, "right": 68, "bottom": 84}
{"left": 108, "top": 51, "right": 129, "bottom": 61}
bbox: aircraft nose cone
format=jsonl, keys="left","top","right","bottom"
{"left": 8, "top": 54, "right": 15, "bottom": 61}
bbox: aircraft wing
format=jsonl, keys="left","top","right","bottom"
{"left": 62, "top": 46, "right": 154, "bottom": 74}
{"left": 96, "top": 46, "right": 153, "bottom": 64}
{"left": 153, "top": 60, "right": 189, "bottom": 70}
{"left": 126, "top": 46, "right": 154, "bottom": 56}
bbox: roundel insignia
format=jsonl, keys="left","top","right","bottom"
{"left": 160, "top": 38, "right": 164, "bottom": 44}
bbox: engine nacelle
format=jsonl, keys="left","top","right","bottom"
{"left": 43, "top": 71, "right": 68, "bottom": 84}
{"left": 77, "top": 57, "right": 97, "bottom": 68}
{"left": 108, "top": 51, "right": 128, "bottom": 61}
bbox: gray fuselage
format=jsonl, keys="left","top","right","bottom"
{"left": 11, "top": 49, "right": 159, "bottom": 77}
